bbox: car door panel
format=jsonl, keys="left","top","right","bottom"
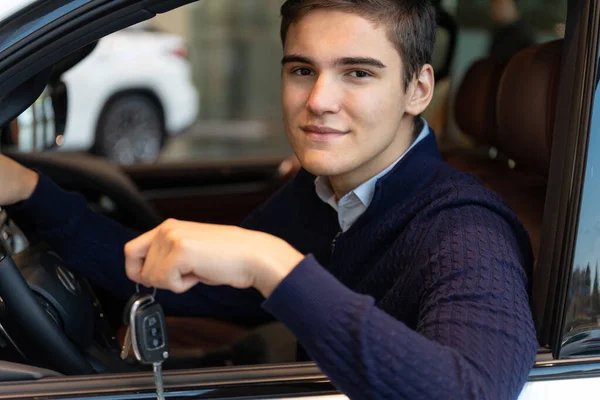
{"left": 520, "top": 376, "right": 600, "bottom": 399}
{"left": 0, "top": 363, "right": 336, "bottom": 399}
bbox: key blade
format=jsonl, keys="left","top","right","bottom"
{"left": 121, "top": 292, "right": 145, "bottom": 360}
{"left": 120, "top": 327, "right": 132, "bottom": 360}
{"left": 153, "top": 362, "right": 165, "bottom": 400}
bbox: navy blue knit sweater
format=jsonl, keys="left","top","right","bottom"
{"left": 8, "top": 132, "right": 538, "bottom": 399}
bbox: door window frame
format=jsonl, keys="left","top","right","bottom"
{"left": 532, "top": 0, "right": 600, "bottom": 363}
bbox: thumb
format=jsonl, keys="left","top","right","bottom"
{"left": 171, "top": 274, "right": 203, "bottom": 294}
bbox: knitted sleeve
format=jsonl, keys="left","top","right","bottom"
{"left": 6, "top": 173, "right": 269, "bottom": 324}
{"left": 7, "top": 173, "right": 139, "bottom": 297}
{"left": 263, "top": 204, "right": 538, "bottom": 400}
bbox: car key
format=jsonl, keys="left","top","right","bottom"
{"left": 120, "top": 292, "right": 144, "bottom": 360}
{"left": 130, "top": 293, "right": 169, "bottom": 400}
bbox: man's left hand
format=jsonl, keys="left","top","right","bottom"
{"left": 124, "top": 219, "right": 305, "bottom": 298}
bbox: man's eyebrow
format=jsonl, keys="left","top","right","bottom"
{"left": 281, "top": 54, "right": 314, "bottom": 65}
{"left": 281, "top": 55, "right": 387, "bottom": 69}
{"left": 333, "top": 57, "right": 387, "bottom": 68}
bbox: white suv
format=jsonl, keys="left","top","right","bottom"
{"left": 16, "top": 24, "right": 199, "bottom": 164}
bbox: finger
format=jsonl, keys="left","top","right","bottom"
{"left": 125, "top": 227, "right": 159, "bottom": 259}
{"left": 162, "top": 250, "right": 195, "bottom": 293}
{"left": 161, "top": 247, "right": 219, "bottom": 294}
{"left": 142, "top": 224, "right": 183, "bottom": 288}
{"left": 140, "top": 237, "right": 167, "bottom": 288}
{"left": 124, "top": 248, "right": 144, "bottom": 284}
{"left": 195, "top": 277, "right": 221, "bottom": 286}
{"left": 124, "top": 227, "right": 158, "bottom": 283}
{"left": 171, "top": 274, "right": 202, "bottom": 294}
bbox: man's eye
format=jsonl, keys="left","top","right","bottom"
{"left": 292, "top": 68, "right": 313, "bottom": 76}
{"left": 349, "top": 70, "right": 372, "bottom": 78}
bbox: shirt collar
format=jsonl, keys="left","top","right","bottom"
{"left": 314, "top": 119, "right": 430, "bottom": 231}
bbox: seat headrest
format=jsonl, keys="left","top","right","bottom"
{"left": 454, "top": 58, "right": 506, "bottom": 145}
{"left": 496, "top": 39, "right": 563, "bottom": 176}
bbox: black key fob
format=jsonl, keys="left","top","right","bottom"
{"left": 131, "top": 296, "right": 169, "bottom": 364}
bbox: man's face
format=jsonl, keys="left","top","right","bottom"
{"left": 281, "top": 10, "right": 418, "bottom": 193}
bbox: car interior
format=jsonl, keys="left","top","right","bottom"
{"left": 446, "top": 39, "right": 561, "bottom": 266}
{"left": 0, "top": 0, "right": 573, "bottom": 382}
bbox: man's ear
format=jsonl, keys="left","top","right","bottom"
{"left": 405, "top": 64, "right": 435, "bottom": 117}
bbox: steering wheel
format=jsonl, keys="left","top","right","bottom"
{"left": 0, "top": 233, "right": 96, "bottom": 374}
{"left": 4, "top": 151, "right": 162, "bottom": 232}
{"left": 0, "top": 210, "right": 131, "bottom": 375}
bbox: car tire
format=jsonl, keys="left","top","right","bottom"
{"left": 94, "top": 93, "right": 165, "bottom": 164}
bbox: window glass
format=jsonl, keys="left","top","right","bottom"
{"left": 562, "top": 63, "right": 600, "bottom": 355}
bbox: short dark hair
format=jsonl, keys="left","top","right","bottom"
{"left": 280, "top": 0, "right": 437, "bottom": 90}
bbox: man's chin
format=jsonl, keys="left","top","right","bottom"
{"left": 300, "top": 157, "right": 354, "bottom": 178}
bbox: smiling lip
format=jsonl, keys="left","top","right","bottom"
{"left": 301, "top": 125, "right": 348, "bottom": 135}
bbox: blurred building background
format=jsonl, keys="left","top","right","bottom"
{"left": 152, "top": 1, "right": 289, "bottom": 162}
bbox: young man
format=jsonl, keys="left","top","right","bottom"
{"left": 1, "top": 0, "right": 537, "bottom": 398}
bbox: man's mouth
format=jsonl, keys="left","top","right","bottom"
{"left": 301, "top": 125, "right": 349, "bottom": 140}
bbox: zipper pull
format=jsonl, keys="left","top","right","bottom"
{"left": 331, "top": 231, "right": 342, "bottom": 255}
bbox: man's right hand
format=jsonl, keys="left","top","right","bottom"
{"left": 0, "top": 155, "right": 39, "bottom": 206}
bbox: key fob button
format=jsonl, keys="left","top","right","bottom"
{"left": 143, "top": 312, "right": 164, "bottom": 350}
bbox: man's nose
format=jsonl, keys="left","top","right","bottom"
{"left": 306, "top": 75, "right": 341, "bottom": 115}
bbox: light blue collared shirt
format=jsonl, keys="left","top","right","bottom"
{"left": 315, "top": 119, "right": 430, "bottom": 232}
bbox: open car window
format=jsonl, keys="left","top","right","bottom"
{"left": 4, "top": 1, "right": 600, "bottom": 399}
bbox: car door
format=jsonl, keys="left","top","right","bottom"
{"left": 1, "top": 0, "right": 600, "bottom": 399}
{"left": 517, "top": 0, "right": 600, "bottom": 396}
